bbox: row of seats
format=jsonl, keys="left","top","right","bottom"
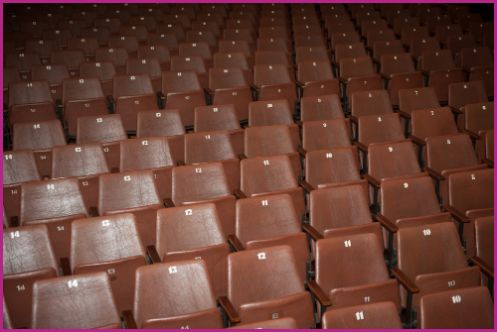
{"left": 4, "top": 2, "right": 494, "bottom": 329}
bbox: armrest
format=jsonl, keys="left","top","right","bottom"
{"left": 299, "top": 179, "right": 314, "bottom": 193}
{"left": 122, "top": 310, "right": 137, "bottom": 329}
{"left": 307, "top": 279, "right": 331, "bottom": 307}
{"left": 445, "top": 206, "right": 470, "bottom": 224}
{"left": 9, "top": 216, "right": 19, "bottom": 228}
{"left": 163, "top": 198, "right": 175, "bottom": 208}
{"left": 356, "top": 141, "right": 368, "bottom": 153}
{"left": 204, "top": 88, "right": 214, "bottom": 96}
{"left": 89, "top": 206, "right": 99, "bottom": 217}
{"left": 397, "top": 110, "right": 411, "bottom": 119}
{"left": 302, "top": 223, "right": 323, "bottom": 241}
{"left": 157, "top": 92, "right": 166, "bottom": 101}
{"left": 470, "top": 256, "right": 494, "bottom": 279}
{"left": 175, "top": 160, "right": 186, "bottom": 166}
{"left": 375, "top": 213, "right": 398, "bottom": 233}
{"left": 233, "top": 189, "right": 247, "bottom": 199}
{"left": 227, "top": 234, "right": 245, "bottom": 251}
{"left": 391, "top": 267, "right": 419, "bottom": 293}
{"left": 106, "top": 96, "right": 115, "bottom": 112}
{"left": 60, "top": 257, "right": 71, "bottom": 276}
{"left": 349, "top": 114, "right": 358, "bottom": 123}
{"left": 410, "top": 135, "right": 426, "bottom": 146}
{"left": 146, "top": 245, "right": 161, "bottom": 264}
{"left": 297, "top": 146, "right": 306, "bottom": 157}
{"left": 217, "top": 296, "right": 241, "bottom": 324}
{"left": 363, "top": 173, "right": 380, "bottom": 188}
{"left": 426, "top": 167, "right": 444, "bottom": 181}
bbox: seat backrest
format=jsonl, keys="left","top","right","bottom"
{"left": 295, "top": 46, "right": 329, "bottom": 64}
{"left": 255, "top": 50, "right": 291, "bottom": 67}
{"left": 20, "top": 178, "right": 87, "bottom": 224}
{"left": 185, "top": 131, "right": 236, "bottom": 163}
{"left": 67, "top": 37, "right": 99, "bottom": 57}
{"left": 95, "top": 47, "right": 128, "bottom": 67}
{"left": 134, "top": 260, "right": 217, "bottom": 327}
{"left": 462, "top": 102, "right": 494, "bottom": 134}
{"left": 448, "top": 168, "right": 493, "bottom": 213}
{"left": 50, "top": 50, "right": 85, "bottom": 70}
{"left": 76, "top": 114, "right": 126, "bottom": 144}
{"left": 3, "top": 150, "right": 40, "bottom": 185}
{"left": 80, "top": 61, "right": 117, "bottom": 82}
{"left": 156, "top": 203, "right": 226, "bottom": 258}
{"left": 419, "top": 49, "right": 455, "bottom": 72}
{"left": 137, "top": 45, "right": 171, "bottom": 64}
{"left": 253, "top": 64, "right": 293, "bottom": 86}
{"left": 162, "top": 70, "right": 202, "bottom": 93}
{"left": 194, "top": 104, "right": 241, "bottom": 132}
{"left": 302, "top": 119, "right": 351, "bottom": 151}
{"left": 297, "top": 60, "right": 334, "bottom": 83}
{"left": 305, "top": 147, "right": 360, "bottom": 188}
{"left": 411, "top": 107, "right": 458, "bottom": 140}
{"left": 137, "top": 109, "right": 185, "bottom": 137}
{"left": 113, "top": 74, "right": 154, "bottom": 98}
{"left": 339, "top": 56, "right": 375, "bottom": 80}
{"left": 380, "top": 174, "right": 441, "bottom": 221}
{"left": 31, "top": 64, "right": 69, "bottom": 86}
{"left": 209, "top": 67, "right": 248, "bottom": 90}
{"left": 109, "top": 35, "right": 139, "bottom": 53}
{"left": 3, "top": 224, "right": 58, "bottom": 276}
{"left": 228, "top": 245, "right": 304, "bottom": 309}
{"left": 62, "top": 77, "right": 104, "bottom": 104}
{"left": 475, "top": 216, "right": 493, "bottom": 269}
{"left": 99, "top": 170, "right": 161, "bottom": 214}
{"left": 52, "top": 143, "right": 109, "bottom": 178}
{"left": 448, "top": 81, "right": 488, "bottom": 110}
{"left": 172, "top": 162, "right": 231, "bottom": 203}
{"left": 244, "top": 125, "right": 296, "bottom": 157}
{"left": 170, "top": 55, "right": 206, "bottom": 74}
{"left": 218, "top": 40, "right": 252, "bottom": 57}
{"left": 120, "top": 137, "right": 175, "bottom": 171}
{"left": 32, "top": 272, "right": 120, "bottom": 328}
{"left": 178, "top": 41, "right": 212, "bottom": 60}
{"left": 398, "top": 87, "right": 440, "bottom": 114}
{"left": 13, "top": 119, "right": 66, "bottom": 151}
{"left": 334, "top": 42, "right": 366, "bottom": 63}
{"left": 368, "top": 140, "right": 420, "bottom": 181}
{"left": 357, "top": 113, "right": 404, "bottom": 146}
{"left": 300, "top": 94, "right": 344, "bottom": 122}
{"left": 213, "top": 53, "right": 249, "bottom": 70}
{"left": 236, "top": 193, "right": 300, "bottom": 244}
{"left": 426, "top": 133, "right": 479, "bottom": 172}
{"left": 248, "top": 99, "right": 293, "bottom": 127}
{"left": 126, "top": 58, "right": 162, "bottom": 79}
{"left": 460, "top": 46, "right": 492, "bottom": 70}
{"left": 315, "top": 233, "right": 389, "bottom": 292}
{"left": 70, "top": 213, "right": 145, "bottom": 270}
{"left": 9, "top": 80, "right": 53, "bottom": 107}
{"left": 351, "top": 89, "right": 393, "bottom": 117}
{"left": 397, "top": 222, "right": 468, "bottom": 280}
{"left": 322, "top": 301, "right": 401, "bottom": 329}
{"left": 241, "top": 155, "right": 297, "bottom": 195}
{"left": 380, "top": 53, "right": 416, "bottom": 77}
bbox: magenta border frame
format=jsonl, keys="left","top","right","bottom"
{"left": 0, "top": 1, "right": 495, "bottom": 331}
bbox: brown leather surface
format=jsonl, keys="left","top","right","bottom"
{"left": 209, "top": 67, "right": 248, "bottom": 90}
{"left": 137, "top": 108, "right": 185, "bottom": 137}
{"left": 351, "top": 89, "right": 393, "bottom": 117}
{"left": 426, "top": 133, "right": 480, "bottom": 173}
{"left": 178, "top": 42, "right": 212, "bottom": 64}
{"left": 120, "top": 136, "right": 175, "bottom": 170}
{"left": 418, "top": 49, "right": 455, "bottom": 73}
{"left": 410, "top": 107, "right": 458, "bottom": 140}
{"left": 230, "top": 317, "right": 297, "bottom": 329}
{"left": 213, "top": 53, "right": 249, "bottom": 71}
{"left": 76, "top": 113, "right": 127, "bottom": 144}
{"left": 420, "top": 286, "right": 493, "bottom": 328}
{"left": 50, "top": 50, "right": 85, "bottom": 71}
{"left": 32, "top": 272, "right": 121, "bottom": 328}
{"left": 297, "top": 60, "right": 334, "bottom": 85}
{"left": 8, "top": 80, "right": 52, "bottom": 107}
{"left": 334, "top": 42, "right": 366, "bottom": 64}
{"left": 448, "top": 168, "right": 493, "bottom": 213}
{"left": 248, "top": 99, "right": 293, "bottom": 127}
{"left": 448, "top": 80, "right": 488, "bottom": 110}
{"left": 368, "top": 140, "right": 421, "bottom": 181}
{"left": 387, "top": 72, "right": 424, "bottom": 106}
{"left": 13, "top": 119, "right": 66, "bottom": 151}
{"left": 398, "top": 87, "right": 440, "bottom": 115}
{"left": 322, "top": 301, "right": 402, "bottom": 329}
{"left": 300, "top": 94, "right": 344, "bottom": 122}
{"left": 380, "top": 53, "right": 416, "bottom": 77}
{"left": 52, "top": 143, "right": 109, "bottom": 178}
{"left": 79, "top": 61, "right": 117, "bottom": 85}
{"left": 244, "top": 125, "right": 297, "bottom": 159}
{"left": 302, "top": 119, "right": 351, "bottom": 152}
{"left": 306, "top": 147, "right": 361, "bottom": 187}
{"left": 31, "top": 65, "right": 69, "bottom": 97}
{"left": 62, "top": 77, "right": 104, "bottom": 104}
{"left": 109, "top": 35, "right": 139, "bottom": 54}
{"left": 253, "top": 64, "right": 293, "bottom": 87}
{"left": 428, "top": 68, "right": 465, "bottom": 103}
{"left": 358, "top": 113, "right": 404, "bottom": 146}
{"left": 461, "top": 101, "right": 494, "bottom": 135}
{"left": 95, "top": 47, "right": 129, "bottom": 68}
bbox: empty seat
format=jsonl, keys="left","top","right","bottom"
{"left": 172, "top": 162, "right": 236, "bottom": 236}
{"left": 296, "top": 61, "right": 337, "bottom": 96}
{"left": 333, "top": 42, "right": 366, "bottom": 64}
{"left": 460, "top": 46, "right": 493, "bottom": 72}
{"left": 31, "top": 64, "right": 69, "bottom": 101}
{"left": 372, "top": 39, "right": 405, "bottom": 64}
{"left": 410, "top": 37, "right": 441, "bottom": 60}
{"left": 387, "top": 72, "right": 424, "bottom": 107}
{"left": 458, "top": 102, "right": 494, "bottom": 138}
{"left": 476, "top": 129, "right": 494, "bottom": 166}
{"left": 213, "top": 52, "right": 250, "bottom": 70}
{"left": 79, "top": 61, "right": 117, "bottom": 96}
{"left": 398, "top": 87, "right": 441, "bottom": 119}
{"left": 380, "top": 53, "right": 416, "bottom": 79}
{"left": 339, "top": 56, "right": 376, "bottom": 83}
{"left": 357, "top": 113, "right": 404, "bottom": 149}
{"left": 67, "top": 37, "right": 99, "bottom": 59}
{"left": 50, "top": 50, "right": 85, "bottom": 77}
{"left": 137, "top": 44, "right": 171, "bottom": 71}
{"left": 230, "top": 318, "right": 297, "bottom": 329}
{"left": 132, "top": 260, "right": 223, "bottom": 328}
{"left": 154, "top": 203, "right": 229, "bottom": 297}
{"left": 418, "top": 50, "right": 455, "bottom": 74}
{"left": 221, "top": 245, "right": 315, "bottom": 327}
{"left": 300, "top": 94, "right": 344, "bottom": 122}
{"left": 322, "top": 302, "right": 402, "bottom": 329}
{"left": 113, "top": 74, "right": 157, "bottom": 132}
{"left": 31, "top": 272, "right": 120, "bottom": 328}
{"left": 8, "top": 81, "right": 56, "bottom": 127}
{"left": 448, "top": 81, "right": 488, "bottom": 112}
{"left": 126, "top": 58, "right": 162, "bottom": 93}
{"left": 428, "top": 68, "right": 465, "bottom": 103}
{"left": 469, "top": 65, "right": 493, "bottom": 97}
{"left": 171, "top": 55, "right": 208, "bottom": 88}
{"left": 178, "top": 41, "right": 212, "bottom": 66}
{"left": 95, "top": 47, "right": 128, "bottom": 74}
{"left": 419, "top": 286, "right": 493, "bottom": 329}
{"left": 5, "top": 52, "right": 41, "bottom": 79}
{"left": 301, "top": 119, "right": 352, "bottom": 153}
{"left": 3, "top": 225, "right": 58, "bottom": 328}
{"left": 109, "top": 35, "right": 139, "bottom": 55}
{"left": 253, "top": 64, "right": 296, "bottom": 107}
{"left": 351, "top": 89, "right": 393, "bottom": 120}
{"left": 411, "top": 107, "right": 459, "bottom": 145}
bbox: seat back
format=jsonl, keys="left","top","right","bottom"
{"left": 3, "top": 150, "right": 40, "bottom": 185}
{"left": 449, "top": 81, "right": 488, "bottom": 110}
{"left": 297, "top": 60, "right": 334, "bottom": 84}
{"left": 244, "top": 125, "right": 296, "bottom": 157}
{"left": 241, "top": 155, "right": 297, "bottom": 195}
{"left": 426, "top": 133, "right": 479, "bottom": 172}
{"left": 462, "top": 102, "right": 494, "bottom": 134}
{"left": 50, "top": 50, "right": 85, "bottom": 71}
{"left": 253, "top": 64, "right": 293, "bottom": 86}
{"left": 213, "top": 53, "right": 249, "bottom": 70}
{"left": 300, "top": 94, "right": 343, "bottom": 122}
{"left": 194, "top": 104, "right": 241, "bottom": 132}
{"left": 368, "top": 140, "right": 420, "bottom": 181}
{"left": 77, "top": 114, "right": 126, "bottom": 144}
{"left": 411, "top": 107, "right": 458, "bottom": 140}
{"left": 31, "top": 64, "right": 69, "bottom": 86}
{"left": 339, "top": 56, "right": 375, "bottom": 80}
{"left": 62, "top": 77, "right": 104, "bottom": 105}
{"left": 185, "top": 131, "right": 236, "bottom": 163}
{"left": 322, "top": 302, "right": 402, "bottom": 329}
{"left": 120, "top": 137, "right": 174, "bottom": 171}
{"left": 398, "top": 87, "right": 440, "bottom": 114}
{"left": 475, "top": 216, "right": 494, "bottom": 269}
{"left": 357, "top": 113, "right": 404, "bottom": 146}
{"left": 95, "top": 47, "right": 128, "bottom": 68}
{"left": 113, "top": 74, "right": 154, "bottom": 97}
{"left": 109, "top": 35, "right": 139, "bottom": 54}
{"left": 170, "top": 56, "right": 206, "bottom": 74}
{"left": 9, "top": 80, "right": 53, "bottom": 108}
{"left": 448, "top": 168, "right": 493, "bottom": 213}
{"left": 302, "top": 119, "right": 351, "bottom": 151}
{"left": 419, "top": 49, "right": 455, "bottom": 72}
{"left": 162, "top": 70, "right": 202, "bottom": 93}
{"left": 351, "top": 89, "right": 393, "bottom": 117}
{"left": 80, "top": 61, "right": 116, "bottom": 82}
{"left": 126, "top": 58, "right": 162, "bottom": 79}
{"left": 52, "top": 143, "right": 109, "bottom": 178}
{"left": 248, "top": 99, "right": 293, "bottom": 127}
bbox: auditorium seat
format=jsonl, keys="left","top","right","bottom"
{"left": 473, "top": 216, "right": 494, "bottom": 275}
{"left": 410, "top": 37, "right": 441, "bottom": 60}
{"left": 300, "top": 94, "right": 344, "bottom": 122}
{"left": 5, "top": 52, "right": 41, "bottom": 80}
{"left": 24, "top": 39, "right": 57, "bottom": 63}
{"left": 338, "top": 56, "right": 376, "bottom": 84}
{"left": 109, "top": 35, "right": 139, "bottom": 56}
{"left": 171, "top": 55, "right": 208, "bottom": 89}
{"left": 458, "top": 102, "right": 494, "bottom": 138}
{"left": 448, "top": 81, "right": 488, "bottom": 113}
{"left": 31, "top": 272, "right": 121, "bottom": 328}
{"left": 137, "top": 44, "right": 171, "bottom": 71}
{"left": 126, "top": 58, "right": 162, "bottom": 92}
{"left": 301, "top": 119, "right": 352, "bottom": 153}
{"left": 322, "top": 302, "right": 402, "bottom": 329}
{"left": 410, "top": 107, "right": 458, "bottom": 146}
{"left": 213, "top": 52, "right": 250, "bottom": 71}
{"left": 79, "top": 61, "right": 117, "bottom": 97}
{"left": 253, "top": 64, "right": 297, "bottom": 107}
{"left": 357, "top": 113, "right": 405, "bottom": 150}
{"left": 372, "top": 39, "right": 405, "bottom": 63}
{"left": 333, "top": 42, "right": 366, "bottom": 64}
{"left": 350, "top": 89, "right": 393, "bottom": 120}
{"left": 31, "top": 64, "right": 69, "bottom": 101}
{"left": 8, "top": 81, "right": 56, "bottom": 127}
{"left": 230, "top": 318, "right": 297, "bottom": 329}
{"left": 296, "top": 61, "right": 337, "bottom": 97}
{"left": 460, "top": 46, "right": 493, "bottom": 72}
{"left": 95, "top": 47, "right": 128, "bottom": 74}
{"left": 418, "top": 50, "right": 455, "bottom": 75}
{"left": 398, "top": 87, "right": 441, "bottom": 120}
{"left": 3, "top": 224, "right": 58, "bottom": 328}
{"left": 50, "top": 50, "right": 85, "bottom": 77}
{"left": 81, "top": 27, "right": 111, "bottom": 47}
{"left": 67, "top": 37, "right": 99, "bottom": 60}
{"left": 70, "top": 213, "right": 146, "bottom": 312}
{"left": 178, "top": 41, "right": 213, "bottom": 67}
{"left": 476, "top": 129, "right": 494, "bottom": 166}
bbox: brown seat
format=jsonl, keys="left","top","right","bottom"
{"left": 394, "top": 222, "right": 480, "bottom": 311}
{"left": 458, "top": 102, "right": 494, "bottom": 138}
{"left": 371, "top": 39, "right": 405, "bottom": 64}
{"left": 411, "top": 107, "right": 459, "bottom": 145}
{"left": 253, "top": 64, "right": 296, "bottom": 107}
{"left": 138, "top": 44, "right": 171, "bottom": 71}
{"left": 185, "top": 131, "right": 240, "bottom": 192}
{"left": 295, "top": 46, "right": 330, "bottom": 64}
{"left": 339, "top": 56, "right": 376, "bottom": 83}
{"left": 109, "top": 35, "right": 139, "bottom": 56}
{"left": 120, "top": 25, "right": 148, "bottom": 44}
{"left": 302, "top": 119, "right": 352, "bottom": 153}
{"left": 401, "top": 25, "right": 430, "bottom": 48}
{"left": 51, "top": 143, "right": 109, "bottom": 210}
{"left": 155, "top": 203, "right": 229, "bottom": 297}
{"left": 330, "top": 31, "right": 361, "bottom": 50}
{"left": 380, "top": 53, "right": 416, "bottom": 79}
{"left": 240, "top": 155, "right": 305, "bottom": 218}
{"left": 67, "top": 37, "right": 99, "bottom": 60}
{"left": 296, "top": 60, "right": 337, "bottom": 96}
{"left": 460, "top": 46, "right": 493, "bottom": 72}
{"left": 31, "top": 64, "right": 69, "bottom": 101}
{"left": 113, "top": 74, "right": 157, "bottom": 132}
{"left": 351, "top": 89, "right": 393, "bottom": 120}
{"left": 410, "top": 37, "right": 441, "bottom": 60}
{"left": 50, "top": 50, "right": 85, "bottom": 77}
{"left": 474, "top": 216, "right": 494, "bottom": 271}
{"left": 5, "top": 52, "right": 41, "bottom": 80}
{"left": 345, "top": 75, "right": 384, "bottom": 105}
{"left": 171, "top": 55, "right": 208, "bottom": 89}
{"left": 3, "top": 67, "right": 21, "bottom": 106}
{"left": 223, "top": 245, "right": 315, "bottom": 327}
{"left": 172, "top": 162, "right": 236, "bottom": 236}
{"left": 418, "top": 49, "right": 455, "bottom": 75}
{"left": 435, "top": 23, "right": 463, "bottom": 45}
{"left": 387, "top": 72, "right": 424, "bottom": 107}
{"left": 126, "top": 58, "right": 162, "bottom": 92}
{"left": 94, "top": 17, "right": 121, "bottom": 35}
{"left": 20, "top": 178, "right": 88, "bottom": 261}
{"left": 133, "top": 260, "right": 223, "bottom": 328}
{"left": 3, "top": 224, "right": 58, "bottom": 328}
{"left": 234, "top": 193, "right": 309, "bottom": 283}
{"left": 312, "top": 233, "right": 400, "bottom": 312}
{"left": 322, "top": 302, "right": 402, "bottom": 329}
{"left": 357, "top": 113, "right": 404, "bottom": 149}
{"left": 300, "top": 94, "right": 344, "bottom": 122}
{"left": 79, "top": 61, "right": 117, "bottom": 97}
{"left": 218, "top": 40, "right": 252, "bottom": 58}
{"left": 447, "top": 34, "right": 476, "bottom": 57}
{"left": 31, "top": 272, "right": 120, "bottom": 328}
{"left": 24, "top": 39, "right": 58, "bottom": 62}
{"left": 178, "top": 41, "right": 212, "bottom": 67}
{"left": 428, "top": 68, "right": 465, "bottom": 103}
{"left": 476, "top": 129, "right": 494, "bottom": 166}
{"left": 398, "top": 87, "right": 441, "bottom": 119}
{"left": 448, "top": 81, "right": 488, "bottom": 112}
{"left": 333, "top": 42, "right": 366, "bottom": 64}
{"left": 213, "top": 52, "right": 250, "bottom": 70}
{"left": 99, "top": 170, "right": 162, "bottom": 247}
{"left": 70, "top": 213, "right": 145, "bottom": 312}
{"left": 255, "top": 50, "right": 291, "bottom": 68}
{"left": 419, "top": 286, "right": 493, "bottom": 329}
{"left": 230, "top": 317, "right": 297, "bottom": 329}
{"left": 81, "top": 27, "right": 111, "bottom": 47}
{"left": 8, "top": 80, "right": 56, "bottom": 127}
{"left": 95, "top": 47, "right": 128, "bottom": 74}
{"left": 62, "top": 77, "right": 108, "bottom": 137}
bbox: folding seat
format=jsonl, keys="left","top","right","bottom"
{"left": 380, "top": 53, "right": 416, "bottom": 79}
{"left": 473, "top": 216, "right": 493, "bottom": 275}
{"left": 178, "top": 41, "right": 213, "bottom": 67}
{"left": 3, "top": 225, "right": 58, "bottom": 328}
{"left": 222, "top": 28, "right": 255, "bottom": 46}
{"left": 79, "top": 61, "right": 116, "bottom": 97}
{"left": 357, "top": 113, "right": 404, "bottom": 160}
{"left": 428, "top": 68, "right": 465, "bottom": 103}
{"left": 112, "top": 74, "right": 157, "bottom": 132}
{"left": 257, "top": 37, "right": 291, "bottom": 52}
{"left": 350, "top": 89, "right": 393, "bottom": 121}
{"left": 398, "top": 87, "right": 440, "bottom": 120}
{"left": 309, "top": 234, "right": 400, "bottom": 314}
{"left": 8, "top": 81, "right": 56, "bottom": 127}
{"left": 31, "top": 64, "right": 69, "bottom": 101}
{"left": 148, "top": 203, "right": 230, "bottom": 298}
{"left": 5, "top": 52, "right": 41, "bottom": 80}
{"left": 130, "top": 260, "right": 223, "bottom": 328}
{"left": 458, "top": 102, "right": 494, "bottom": 138}
{"left": 148, "top": 32, "right": 179, "bottom": 55}
{"left": 448, "top": 81, "right": 488, "bottom": 114}
{"left": 19, "top": 178, "right": 88, "bottom": 261}
{"left": 295, "top": 46, "right": 330, "bottom": 64}
{"left": 213, "top": 53, "right": 250, "bottom": 71}
{"left": 371, "top": 39, "right": 405, "bottom": 64}
{"left": 70, "top": 213, "right": 146, "bottom": 312}
{"left": 50, "top": 50, "right": 85, "bottom": 77}
{"left": 120, "top": 23, "right": 148, "bottom": 40}
{"left": 330, "top": 31, "right": 361, "bottom": 50}
{"left": 94, "top": 17, "right": 121, "bottom": 34}
{"left": 418, "top": 50, "right": 455, "bottom": 75}
{"left": 296, "top": 61, "right": 338, "bottom": 97}
{"left": 435, "top": 23, "right": 463, "bottom": 45}
{"left": 191, "top": 20, "right": 221, "bottom": 39}
{"left": 301, "top": 119, "right": 351, "bottom": 154}
{"left": 218, "top": 40, "right": 252, "bottom": 58}
{"left": 128, "top": 15, "right": 157, "bottom": 31}
{"left": 322, "top": 302, "right": 402, "bottom": 329}
{"left": 170, "top": 55, "right": 208, "bottom": 89}
{"left": 393, "top": 222, "right": 480, "bottom": 313}
{"left": 387, "top": 71, "right": 424, "bottom": 107}
{"left": 126, "top": 58, "right": 162, "bottom": 92}
{"left": 171, "top": 162, "right": 236, "bottom": 236}
{"left": 185, "top": 131, "right": 240, "bottom": 192}
{"left": 294, "top": 34, "right": 327, "bottom": 49}
{"left": 240, "top": 155, "right": 305, "bottom": 218}
{"left": 137, "top": 45, "right": 170, "bottom": 72}
{"left": 232, "top": 194, "right": 309, "bottom": 282}
{"left": 338, "top": 56, "right": 376, "bottom": 84}
{"left": 253, "top": 64, "right": 297, "bottom": 107}
{"left": 31, "top": 272, "right": 120, "bottom": 328}
{"left": 109, "top": 35, "right": 139, "bottom": 56}
{"left": 57, "top": 19, "right": 87, "bottom": 37}
{"left": 67, "top": 37, "right": 99, "bottom": 61}
{"left": 447, "top": 34, "right": 476, "bottom": 57}
{"left": 469, "top": 21, "right": 493, "bottom": 46}
{"left": 476, "top": 129, "right": 494, "bottom": 166}
{"left": 136, "top": 109, "right": 185, "bottom": 162}
{"left": 366, "top": 28, "right": 397, "bottom": 50}
{"left": 186, "top": 29, "right": 217, "bottom": 50}
{"left": 360, "top": 19, "right": 389, "bottom": 38}
{"left": 3, "top": 67, "right": 21, "bottom": 105}
{"left": 300, "top": 94, "right": 343, "bottom": 122}
{"left": 80, "top": 27, "right": 110, "bottom": 47}
{"left": 156, "top": 21, "right": 186, "bottom": 42}
{"left": 254, "top": 50, "right": 291, "bottom": 68}
{"left": 161, "top": 71, "right": 206, "bottom": 127}
{"left": 469, "top": 65, "right": 493, "bottom": 98}
{"left": 401, "top": 25, "right": 430, "bottom": 48}
{"left": 230, "top": 318, "right": 297, "bottom": 329}
{"left": 24, "top": 39, "right": 58, "bottom": 63}
{"left": 410, "top": 37, "right": 441, "bottom": 60}
{"left": 419, "top": 286, "right": 493, "bottom": 329}
{"left": 95, "top": 47, "right": 128, "bottom": 75}
{"left": 219, "top": 245, "right": 314, "bottom": 327}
